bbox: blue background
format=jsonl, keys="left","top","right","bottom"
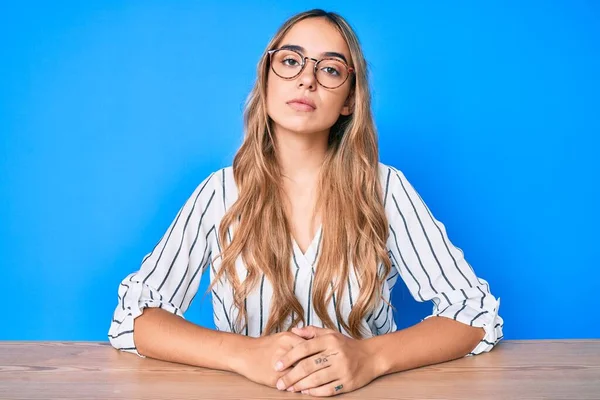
{"left": 1, "top": 1, "right": 598, "bottom": 340}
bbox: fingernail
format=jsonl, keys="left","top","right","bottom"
{"left": 276, "top": 379, "right": 285, "bottom": 390}
{"left": 302, "top": 390, "right": 309, "bottom": 394}
{"left": 275, "top": 361, "right": 283, "bottom": 371}
{"left": 287, "top": 386, "right": 295, "bottom": 392}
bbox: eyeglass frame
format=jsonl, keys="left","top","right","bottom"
{"left": 266, "top": 47, "right": 355, "bottom": 89}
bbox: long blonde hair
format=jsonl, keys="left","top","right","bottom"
{"left": 207, "top": 9, "right": 393, "bottom": 339}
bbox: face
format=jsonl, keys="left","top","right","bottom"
{"left": 266, "top": 17, "right": 354, "bottom": 137}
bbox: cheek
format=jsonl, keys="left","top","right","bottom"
{"left": 266, "top": 76, "right": 284, "bottom": 116}
{"left": 320, "top": 93, "right": 347, "bottom": 122}
{"left": 266, "top": 87, "right": 276, "bottom": 105}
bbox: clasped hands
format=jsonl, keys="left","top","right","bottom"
{"left": 272, "top": 325, "right": 377, "bottom": 397}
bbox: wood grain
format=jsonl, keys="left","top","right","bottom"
{"left": 0, "top": 340, "right": 599, "bottom": 399}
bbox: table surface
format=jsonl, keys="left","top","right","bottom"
{"left": 0, "top": 340, "right": 599, "bottom": 399}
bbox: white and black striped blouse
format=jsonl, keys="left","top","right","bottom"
{"left": 108, "top": 162, "right": 504, "bottom": 357}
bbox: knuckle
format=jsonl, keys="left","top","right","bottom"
{"left": 283, "top": 331, "right": 296, "bottom": 339}
{"left": 326, "top": 334, "right": 338, "bottom": 345}
{"left": 283, "top": 331, "right": 304, "bottom": 345}
{"left": 300, "top": 361, "right": 311, "bottom": 375}
{"left": 295, "top": 378, "right": 310, "bottom": 391}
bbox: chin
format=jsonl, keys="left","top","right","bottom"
{"left": 278, "top": 122, "right": 324, "bottom": 136}
{"left": 269, "top": 115, "right": 319, "bottom": 135}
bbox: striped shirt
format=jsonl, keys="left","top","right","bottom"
{"left": 108, "top": 162, "right": 504, "bottom": 357}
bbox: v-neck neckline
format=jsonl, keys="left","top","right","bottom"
{"left": 292, "top": 224, "right": 323, "bottom": 267}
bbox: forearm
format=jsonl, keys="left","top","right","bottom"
{"left": 364, "top": 316, "right": 485, "bottom": 377}
{"left": 133, "top": 307, "right": 250, "bottom": 373}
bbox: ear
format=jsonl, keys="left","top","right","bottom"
{"left": 340, "top": 89, "right": 355, "bottom": 116}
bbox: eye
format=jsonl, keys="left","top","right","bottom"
{"left": 321, "top": 66, "right": 340, "bottom": 76}
{"left": 282, "top": 57, "right": 301, "bottom": 67}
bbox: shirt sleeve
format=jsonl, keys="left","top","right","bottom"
{"left": 383, "top": 166, "right": 504, "bottom": 356}
{"left": 107, "top": 172, "right": 219, "bottom": 357}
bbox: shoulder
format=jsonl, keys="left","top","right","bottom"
{"left": 377, "top": 161, "right": 409, "bottom": 187}
{"left": 377, "top": 162, "right": 419, "bottom": 213}
{"left": 186, "top": 165, "right": 235, "bottom": 200}
{"left": 199, "top": 165, "right": 234, "bottom": 187}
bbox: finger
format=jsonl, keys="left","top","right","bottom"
{"left": 292, "top": 327, "right": 321, "bottom": 339}
{"left": 291, "top": 327, "right": 314, "bottom": 339}
{"left": 274, "top": 337, "right": 326, "bottom": 372}
{"left": 277, "top": 353, "right": 332, "bottom": 390}
{"left": 303, "top": 380, "right": 346, "bottom": 397}
{"left": 292, "top": 326, "right": 328, "bottom": 339}
{"left": 287, "top": 333, "right": 308, "bottom": 347}
{"left": 287, "top": 366, "right": 336, "bottom": 393}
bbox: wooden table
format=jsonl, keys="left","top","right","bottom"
{"left": 0, "top": 340, "right": 599, "bottom": 399}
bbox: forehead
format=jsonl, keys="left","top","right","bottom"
{"left": 279, "top": 17, "right": 351, "bottom": 60}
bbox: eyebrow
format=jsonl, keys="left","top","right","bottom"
{"left": 279, "top": 44, "right": 349, "bottom": 64}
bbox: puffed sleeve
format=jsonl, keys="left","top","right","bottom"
{"left": 108, "top": 172, "right": 219, "bottom": 357}
{"left": 383, "top": 165, "right": 504, "bottom": 356}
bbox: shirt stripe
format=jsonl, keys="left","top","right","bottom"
{"left": 108, "top": 164, "right": 504, "bottom": 358}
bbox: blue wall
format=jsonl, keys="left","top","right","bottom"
{"left": 1, "top": 0, "right": 598, "bottom": 341}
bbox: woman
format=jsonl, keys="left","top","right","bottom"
{"left": 108, "top": 9, "right": 503, "bottom": 397}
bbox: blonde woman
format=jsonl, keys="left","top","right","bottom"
{"left": 108, "top": 9, "right": 503, "bottom": 397}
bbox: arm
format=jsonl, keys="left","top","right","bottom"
{"left": 108, "top": 171, "right": 249, "bottom": 371}
{"left": 379, "top": 166, "right": 503, "bottom": 369}
{"left": 133, "top": 307, "right": 251, "bottom": 372}
{"left": 363, "top": 315, "right": 485, "bottom": 377}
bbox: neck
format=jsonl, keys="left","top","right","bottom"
{"left": 273, "top": 125, "right": 327, "bottom": 229}
{"left": 274, "top": 126, "right": 329, "bottom": 183}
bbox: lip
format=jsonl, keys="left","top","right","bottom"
{"left": 286, "top": 97, "right": 316, "bottom": 111}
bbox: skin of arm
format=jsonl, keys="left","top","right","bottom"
{"left": 362, "top": 316, "right": 486, "bottom": 378}
{"left": 133, "top": 307, "right": 251, "bottom": 373}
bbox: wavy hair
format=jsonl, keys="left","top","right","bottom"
{"left": 206, "top": 9, "right": 393, "bottom": 339}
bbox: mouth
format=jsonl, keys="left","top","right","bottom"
{"left": 286, "top": 98, "right": 316, "bottom": 112}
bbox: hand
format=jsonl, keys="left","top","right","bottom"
{"left": 273, "top": 326, "right": 377, "bottom": 397}
{"left": 234, "top": 331, "right": 308, "bottom": 389}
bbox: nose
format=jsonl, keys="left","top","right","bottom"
{"left": 297, "top": 57, "right": 319, "bottom": 89}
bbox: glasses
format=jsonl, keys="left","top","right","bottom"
{"left": 267, "top": 48, "right": 355, "bottom": 89}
